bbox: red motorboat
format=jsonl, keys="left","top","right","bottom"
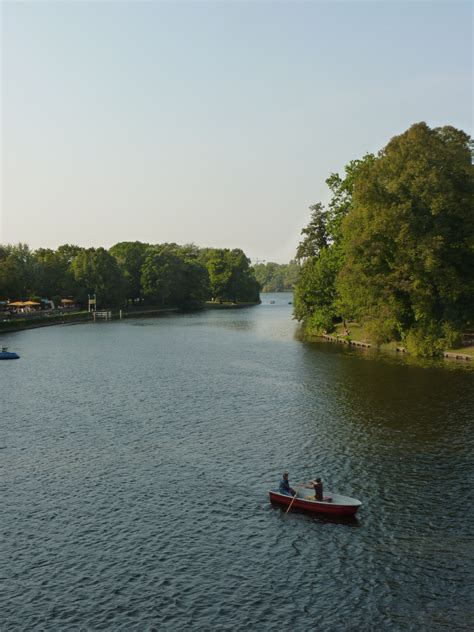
{"left": 269, "top": 487, "right": 362, "bottom": 516}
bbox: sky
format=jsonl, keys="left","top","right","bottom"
{"left": 1, "top": 1, "right": 472, "bottom": 263}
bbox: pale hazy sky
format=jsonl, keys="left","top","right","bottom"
{"left": 1, "top": 1, "right": 472, "bottom": 263}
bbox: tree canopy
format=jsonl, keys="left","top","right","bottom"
{"left": 294, "top": 122, "right": 474, "bottom": 355}
{"left": 253, "top": 261, "right": 300, "bottom": 292}
{"left": 0, "top": 241, "right": 260, "bottom": 310}
{"left": 199, "top": 248, "right": 260, "bottom": 303}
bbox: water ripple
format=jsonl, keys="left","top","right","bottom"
{"left": 1, "top": 296, "right": 473, "bottom": 631}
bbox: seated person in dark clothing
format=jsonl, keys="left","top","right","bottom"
{"left": 279, "top": 471, "right": 296, "bottom": 496}
{"left": 313, "top": 477, "right": 324, "bottom": 501}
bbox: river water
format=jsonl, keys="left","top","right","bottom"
{"left": 1, "top": 293, "right": 473, "bottom": 631}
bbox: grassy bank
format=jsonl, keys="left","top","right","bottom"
{"left": 311, "top": 322, "right": 473, "bottom": 361}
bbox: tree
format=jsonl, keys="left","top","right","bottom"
{"left": 226, "top": 249, "right": 260, "bottom": 303}
{"left": 338, "top": 122, "right": 474, "bottom": 353}
{"left": 109, "top": 241, "right": 150, "bottom": 301}
{"left": 0, "top": 243, "right": 35, "bottom": 299}
{"left": 293, "top": 156, "right": 374, "bottom": 331}
{"left": 253, "top": 260, "right": 300, "bottom": 292}
{"left": 141, "top": 246, "right": 210, "bottom": 308}
{"left": 295, "top": 203, "right": 328, "bottom": 262}
{"left": 293, "top": 248, "right": 340, "bottom": 331}
{"left": 204, "top": 249, "right": 232, "bottom": 302}
{"left": 178, "top": 259, "right": 211, "bottom": 309}
{"left": 71, "top": 248, "right": 126, "bottom": 307}
{"left": 34, "top": 248, "right": 69, "bottom": 298}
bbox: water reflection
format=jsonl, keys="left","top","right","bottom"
{"left": 1, "top": 292, "right": 472, "bottom": 631}
{"left": 270, "top": 503, "right": 361, "bottom": 527}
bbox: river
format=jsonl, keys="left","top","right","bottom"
{"left": 1, "top": 293, "right": 473, "bottom": 631}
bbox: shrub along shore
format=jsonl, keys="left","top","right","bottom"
{"left": 316, "top": 322, "right": 473, "bottom": 362}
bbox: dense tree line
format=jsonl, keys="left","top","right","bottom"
{"left": 253, "top": 261, "right": 300, "bottom": 292}
{"left": 294, "top": 122, "right": 474, "bottom": 356}
{"left": 0, "top": 242, "right": 260, "bottom": 309}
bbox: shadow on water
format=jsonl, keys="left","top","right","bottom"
{"left": 300, "top": 333, "right": 474, "bottom": 373}
{"left": 269, "top": 502, "right": 361, "bottom": 528}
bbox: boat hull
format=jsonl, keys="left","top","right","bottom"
{"left": 269, "top": 490, "right": 361, "bottom": 516}
{"left": 0, "top": 352, "right": 20, "bottom": 360}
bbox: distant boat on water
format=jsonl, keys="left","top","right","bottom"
{"left": 0, "top": 346, "right": 20, "bottom": 360}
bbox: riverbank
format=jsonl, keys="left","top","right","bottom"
{"left": 0, "top": 302, "right": 260, "bottom": 334}
{"left": 204, "top": 301, "right": 260, "bottom": 309}
{"left": 0, "top": 311, "right": 92, "bottom": 333}
{"left": 309, "top": 322, "right": 473, "bottom": 363}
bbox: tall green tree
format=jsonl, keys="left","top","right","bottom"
{"left": 0, "top": 243, "right": 36, "bottom": 299}
{"left": 34, "top": 248, "right": 69, "bottom": 299}
{"left": 109, "top": 241, "right": 150, "bottom": 301}
{"left": 141, "top": 246, "right": 210, "bottom": 308}
{"left": 338, "top": 122, "right": 474, "bottom": 352}
{"left": 226, "top": 249, "right": 260, "bottom": 303}
{"left": 204, "top": 249, "right": 232, "bottom": 302}
{"left": 294, "top": 156, "right": 374, "bottom": 331}
{"left": 71, "top": 248, "right": 126, "bottom": 307}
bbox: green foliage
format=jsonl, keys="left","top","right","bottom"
{"left": 403, "top": 320, "right": 445, "bottom": 357}
{"left": 109, "top": 241, "right": 151, "bottom": 301}
{"left": 293, "top": 247, "right": 340, "bottom": 332}
{"left": 200, "top": 248, "right": 260, "bottom": 303}
{"left": 294, "top": 122, "right": 473, "bottom": 356}
{"left": 141, "top": 245, "right": 210, "bottom": 309}
{"left": 295, "top": 203, "right": 328, "bottom": 261}
{"left": 363, "top": 309, "right": 400, "bottom": 346}
{"left": 0, "top": 243, "right": 35, "bottom": 299}
{"left": 0, "top": 240, "right": 257, "bottom": 310}
{"left": 441, "top": 323, "right": 463, "bottom": 350}
{"left": 293, "top": 156, "right": 373, "bottom": 332}
{"left": 226, "top": 249, "right": 260, "bottom": 303}
{"left": 179, "top": 260, "right": 211, "bottom": 309}
{"left": 203, "top": 249, "right": 230, "bottom": 302}
{"left": 71, "top": 248, "right": 126, "bottom": 307}
{"left": 339, "top": 122, "right": 473, "bottom": 347}
{"left": 253, "top": 260, "right": 300, "bottom": 292}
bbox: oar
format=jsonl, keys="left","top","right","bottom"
{"left": 285, "top": 485, "right": 302, "bottom": 514}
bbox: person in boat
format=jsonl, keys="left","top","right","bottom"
{"left": 279, "top": 471, "right": 296, "bottom": 496}
{"left": 312, "top": 477, "right": 332, "bottom": 502}
{"left": 312, "top": 477, "right": 324, "bottom": 501}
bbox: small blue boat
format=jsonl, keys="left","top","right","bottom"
{"left": 0, "top": 346, "right": 20, "bottom": 360}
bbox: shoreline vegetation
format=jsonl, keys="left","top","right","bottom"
{"left": 293, "top": 122, "right": 473, "bottom": 360}
{"left": 0, "top": 301, "right": 260, "bottom": 334}
{"left": 314, "top": 322, "right": 473, "bottom": 362}
{"left": 0, "top": 242, "right": 261, "bottom": 321}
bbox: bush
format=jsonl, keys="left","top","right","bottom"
{"left": 306, "top": 307, "right": 336, "bottom": 334}
{"left": 361, "top": 305, "right": 400, "bottom": 346}
{"left": 364, "top": 317, "right": 399, "bottom": 346}
{"left": 403, "top": 321, "right": 444, "bottom": 357}
{"left": 442, "top": 323, "right": 463, "bottom": 349}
